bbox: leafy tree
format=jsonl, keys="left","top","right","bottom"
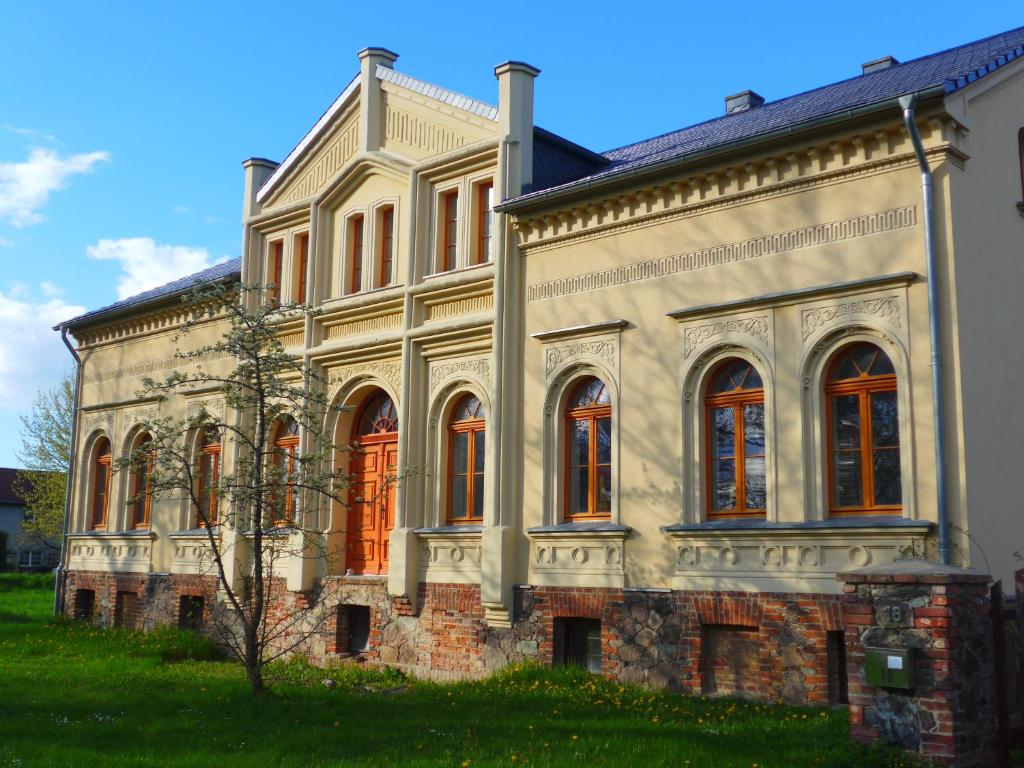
{"left": 15, "top": 373, "right": 74, "bottom": 552}
{"left": 128, "top": 282, "right": 367, "bottom": 695}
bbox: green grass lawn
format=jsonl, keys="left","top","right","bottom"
{"left": 0, "top": 574, "right": 925, "bottom": 768}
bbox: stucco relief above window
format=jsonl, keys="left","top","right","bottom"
{"left": 326, "top": 359, "right": 402, "bottom": 395}
{"left": 428, "top": 356, "right": 490, "bottom": 395}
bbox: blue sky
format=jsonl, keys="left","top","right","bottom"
{"left": 0, "top": 1, "right": 1020, "bottom": 467}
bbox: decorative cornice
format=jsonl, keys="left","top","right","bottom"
{"left": 326, "top": 359, "right": 401, "bottom": 392}
{"left": 801, "top": 296, "right": 902, "bottom": 340}
{"left": 531, "top": 319, "right": 629, "bottom": 342}
{"left": 83, "top": 349, "right": 232, "bottom": 386}
{"left": 428, "top": 357, "right": 490, "bottom": 393}
{"left": 527, "top": 205, "right": 917, "bottom": 303}
{"left": 683, "top": 317, "right": 768, "bottom": 360}
{"left": 544, "top": 338, "right": 616, "bottom": 379}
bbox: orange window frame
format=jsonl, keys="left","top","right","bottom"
{"left": 350, "top": 216, "right": 364, "bottom": 293}
{"left": 447, "top": 413, "right": 485, "bottom": 525}
{"left": 91, "top": 443, "right": 112, "bottom": 530}
{"left": 269, "top": 241, "right": 284, "bottom": 305}
{"left": 442, "top": 191, "right": 458, "bottom": 272}
{"left": 271, "top": 430, "right": 299, "bottom": 525}
{"left": 196, "top": 441, "right": 221, "bottom": 527}
{"left": 704, "top": 387, "right": 766, "bottom": 519}
{"left": 825, "top": 368, "right": 900, "bottom": 516}
{"left": 379, "top": 207, "right": 394, "bottom": 286}
{"left": 296, "top": 233, "right": 309, "bottom": 303}
{"left": 130, "top": 442, "right": 154, "bottom": 529}
{"left": 475, "top": 182, "right": 493, "bottom": 264}
{"left": 564, "top": 401, "right": 612, "bottom": 521}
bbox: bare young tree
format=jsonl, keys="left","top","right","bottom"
{"left": 124, "top": 282, "right": 364, "bottom": 695}
{"left": 16, "top": 372, "right": 75, "bottom": 553}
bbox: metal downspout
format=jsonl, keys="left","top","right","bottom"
{"left": 899, "top": 94, "right": 950, "bottom": 565}
{"left": 55, "top": 326, "right": 82, "bottom": 614}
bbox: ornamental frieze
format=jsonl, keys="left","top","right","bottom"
{"left": 683, "top": 316, "right": 769, "bottom": 360}
{"left": 544, "top": 339, "right": 616, "bottom": 378}
{"left": 326, "top": 360, "right": 401, "bottom": 392}
{"left": 801, "top": 296, "right": 902, "bottom": 340}
{"left": 429, "top": 358, "right": 490, "bottom": 393}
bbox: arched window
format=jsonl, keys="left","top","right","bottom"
{"left": 565, "top": 377, "right": 612, "bottom": 520}
{"left": 705, "top": 360, "right": 766, "bottom": 518}
{"left": 826, "top": 342, "right": 901, "bottom": 515}
{"left": 195, "top": 427, "right": 221, "bottom": 527}
{"left": 447, "top": 394, "right": 485, "bottom": 524}
{"left": 91, "top": 437, "right": 112, "bottom": 530}
{"left": 128, "top": 433, "right": 153, "bottom": 529}
{"left": 356, "top": 392, "right": 398, "bottom": 438}
{"left": 270, "top": 419, "right": 299, "bottom": 525}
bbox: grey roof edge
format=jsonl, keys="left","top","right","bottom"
{"left": 376, "top": 65, "right": 498, "bottom": 120}
{"left": 55, "top": 257, "right": 242, "bottom": 332}
{"left": 496, "top": 84, "right": 948, "bottom": 214}
{"left": 533, "top": 126, "right": 610, "bottom": 167}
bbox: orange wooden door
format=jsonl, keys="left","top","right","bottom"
{"left": 346, "top": 435, "right": 397, "bottom": 574}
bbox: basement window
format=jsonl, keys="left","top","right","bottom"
{"left": 74, "top": 589, "right": 95, "bottom": 621}
{"left": 178, "top": 595, "right": 205, "bottom": 632}
{"left": 827, "top": 630, "right": 849, "bottom": 705}
{"left": 114, "top": 591, "right": 139, "bottom": 630}
{"left": 337, "top": 604, "right": 371, "bottom": 653}
{"left": 554, "top": 617, "right": 602, "bottom": 673}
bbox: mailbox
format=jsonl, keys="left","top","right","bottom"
{"left": 864, "top": 647, "right": 914, "bottom": 689}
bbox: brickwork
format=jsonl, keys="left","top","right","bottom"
{"left": 840, "top": 563, "right": 997, "bottom": 767}
{"left": 61, "top": 569, "right": 850, "bottom": 704}
{"left": 62, "top": 571, "right": 218, "bottom": 632}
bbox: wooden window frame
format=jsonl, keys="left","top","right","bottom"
{"left": 475, "top": 181, "right": 494, "bottom": 265}
{"left": 564, "top": 380, "right": 612, "bottom": 522}
{"left": 195, "top": 431, "right": 221, "bottom": 527}
{"left": 129, "top": 435, "right": 153, "bottom": 529}
{"left": 271, "top": 421, "right": 300, "bottom": 526}
{"left": 268, "top": 240, "right": 284, "bottom": 306}
{"left": 441, "top": 190, "right": 458, "bottom": 272}
{"left": 295, "top": 233, "right": 309, "bottom": 304}
{"left": 446, "top": 396, "right": 485, "bottom": 525}
{"left": 704, "top": 364, "right": 766, "bottom": 519}
{"left": 825, "top": 346, "right": 901, "bottom": 516}
{"left": 379, "top": 206, "right": 395, "bottom": 286}
{"left": 349, "top": 215, "right": 364, "bottom": 294}
{"left": 91, "top": 440, "right": 112, "bottom": 530}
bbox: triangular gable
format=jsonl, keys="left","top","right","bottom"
{"left": 256, "top": 75, "right": 360, "bottom": 207}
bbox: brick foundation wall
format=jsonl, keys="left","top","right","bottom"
{"left": 61, "top": 569, "right": 849, "bottom": 703}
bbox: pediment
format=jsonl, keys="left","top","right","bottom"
{"left": 262, "top": 107, "right": 361, "bottom": 210}
{"left": 379, "top": 83, "right": 498, "bottom": 161}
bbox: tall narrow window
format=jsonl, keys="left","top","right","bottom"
{"left": 350, "top": 216, "right": 364, "bottom": 294}
{"left": 129, "top": 433, "right": 153, "bottom": 529}
{"left": 565, "top": 377, "right": 612, "bottom": 520}
{"left": 195, "top": 428, "right": 221, "bottom": 527}
{"left": 826, "top": 343, "right": 901, "bottom": 515}
{"left": 295, "top": 233, "right": 309, "bottom": 303}
{"left": 447, "top": 394, "right": 486, "bottom": 524}
{"left": 442, "top": 191, "right": 458, "bottom": 272}
{"left": 705, "top": 360, "right": 766, "bottom": 518}
{"left": 91, "top": 438, "right": 112, "bottom": 530}
{"left": 379, "top": 207, "right": 394, "bottom": 286}
{"left": 1018, "top": 127, "right": 1024, "bottom": 203}
{"left": 268, "top": 240, "right": 284, "bottom": 305}
{"left": 476, "top": 181, "right": 494, "bottom": 264}
{"left": 271, "top": 419, "right": 300, "bottom": 525}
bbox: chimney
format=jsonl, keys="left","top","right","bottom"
{"left": 358, "top": 46, "right": 399, "bottom": 153}
{"left": 494, "top": 60, "right": 541, "bottom": 196}
{"left": 725, "top": 90, "right": 765, "bottom": 115}
{"left": 862, "top": 55, "right": 899, "bottom": 74}
{"left": 242, "top": 157, "right": 278, "bottom": 221}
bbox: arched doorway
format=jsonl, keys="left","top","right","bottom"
{"left": 346, "top": 390, "right": 398, "bottom": 574}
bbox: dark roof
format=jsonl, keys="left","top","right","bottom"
{"left": 0, "top": 468, "right": 57, "bottom": 507}
{"left": 57, "top": 257, "right": 242, "bottom": 330}
{"left": 505, "top": 24, "right": 1024, "bottom": 209}
{"left": 532, "top": 127, "right": 609, "bottom": 191}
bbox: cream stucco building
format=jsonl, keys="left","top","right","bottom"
{"left": 55, "top": 27, "right": 1024, "bottom": 698}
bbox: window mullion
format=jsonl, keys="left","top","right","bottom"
{"left": 735, "top": 402, "right": 745, "bottom": 512}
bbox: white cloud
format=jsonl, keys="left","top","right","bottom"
{"left": 0, "top": 284, "right": 84, "bottom": 410}
{"left": 0, "top": 236, "right": 12, "bottom": 247}
{"left": 86, "top": 237, "right": 226, "bottom": 300}
{"left": 172, "top": 204, "right": 190, "bottom": 214}
{"left": 0, "top": 147, "right": 110, "bottom": 227}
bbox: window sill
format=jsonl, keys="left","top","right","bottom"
{"left": 68, "top": 529, "right": 156, "bottom": 539}
{"left": 661, "top": 516, "right": 932, "bottom": 533}
{"left": 527, "top": 521, "right": 631, "bottom": 536}
{"left": 415, "top": 525, "right": 484, "bottom": 535}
